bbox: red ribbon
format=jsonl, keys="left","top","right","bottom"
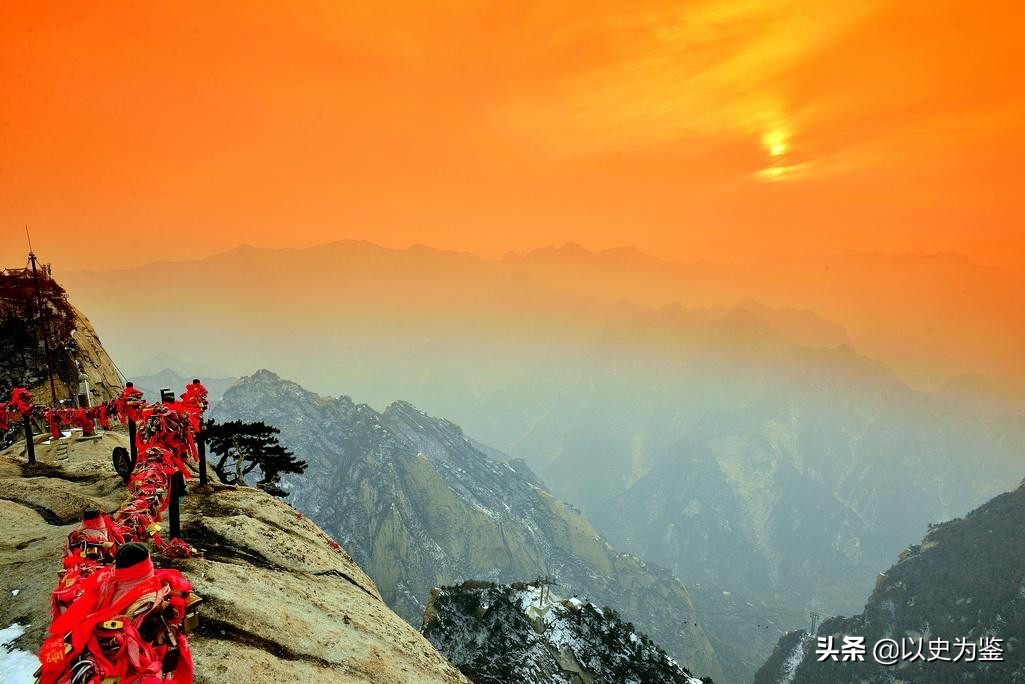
{"left": 22, "top": 383, "right": 205, "bottom": 683}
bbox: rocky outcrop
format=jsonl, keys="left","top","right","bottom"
{"left": 213, "top": 370, "right": 725, "bottom": 681}
{"left": 0, "top": 431, "right": 469, "bottom": 684}
{"left": 1, "top": 268, "right": 123, "bottom": 412}
{"left": 754, "top": 481, "right": 1025, "bottom": 683}
{"left": 422, "top": 581, "right": 710, "bottom": 684}
{"left": 67, "top": 305, "right": 124, "bottom": 404}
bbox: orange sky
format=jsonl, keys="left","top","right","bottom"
{"left": 1, "top": 1, "right": 1023, "bottom": 272}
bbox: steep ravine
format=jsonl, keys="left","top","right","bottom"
{"left": 755, "top": 480, "right": 1025, "bottom": 683}
{"left": 213, "top": 370, "right": 727, "bottom": 681}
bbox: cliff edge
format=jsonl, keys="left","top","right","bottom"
{"left": 0, "top": 431, "right": 469, "bottom": 684}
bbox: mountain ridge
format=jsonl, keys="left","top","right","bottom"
{"left": 59, "top": 237, "right": 1025, "bottom": 407}
{"left": 755, "top": 479, "right": 1025, "bottom": 683}
{"left": 212, "top": 369, "right": 732, "bottom": 681}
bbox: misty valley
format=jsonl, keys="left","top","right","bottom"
{"left": 4, "top": 242, "right": 1021, "bottom": 683}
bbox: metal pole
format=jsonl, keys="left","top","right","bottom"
{"left": 127, "top": 419, "right": 138, "bottom": 469}
{"left": 163, "top": 388, "right": 185, "bottom": 538}
{"left": 169, "top": 472, "right": 183, "bottom": 539}
{"left": 126, "top": 382, "right": 138, "bottom": 470}
{"left": 197, "top": 422, "right": 208, "bottom": 486}
{"left": 24, "top": 416, "right": 35, "bottom": 465}
{"left": 28, "top": 249, "right": 59, "bottom": 407}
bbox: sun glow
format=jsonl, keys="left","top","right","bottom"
{"left": 763, "top": 130, "right": 789, "bottom": 157}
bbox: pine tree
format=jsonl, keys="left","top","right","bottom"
{"left": 204, "top": 419, "right": 307, "bottom": 497}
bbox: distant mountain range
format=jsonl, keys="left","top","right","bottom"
{"left": 127, "top": 368, "right": 236, "bottom": 406}
{"left": 514, "top": 310, "right": 1024, "bottom": 653}
{"left": 128, "top": 352, "right": 232, "bottom": 380}
{"left": 60, "top": 240, "right": 1025, "bottom": 405}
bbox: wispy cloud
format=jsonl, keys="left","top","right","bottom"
{"left": 490, "top": 1, "right": 884, "bottom": 166}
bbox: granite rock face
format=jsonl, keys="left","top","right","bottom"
{"left": 1, "top": 266, "right": 123, "bottom": 411}
{"left": 0, "top": 431, "right": 469, "bottom": 684}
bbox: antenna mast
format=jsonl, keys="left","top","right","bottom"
{"left": 26, "top": 227, "right": 59, "bottom": 407}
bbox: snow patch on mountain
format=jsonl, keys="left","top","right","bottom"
{"left": 422, "top": 581, "right": 709, "bottom": 683}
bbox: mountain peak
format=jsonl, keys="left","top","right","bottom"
{"left": 130, "top": 352, "right": 231, "bottom": 379}
{"left": 714, "top": 307, "right": 779, "bottom": 341}
{"left": 383, "top": 399, "right": 420, "bottom": 414}
{"left": 938, "top": 372, "right": 1009, "bottom": 420}
{"left": 248, "top": 368, "right": 283, "bottom": 383}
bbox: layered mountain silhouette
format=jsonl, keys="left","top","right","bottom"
{"left": 938, "top": 373, "right": 1012, "bottom": 422}
{"left": 61, "top": 240, "right": 1025, "bottom": 406}
{"left": 526, "top": 311, "right": 1023, "bottom": 667}
{"left": 8, "top": 251, "right": 1022, "bottom": 684}
{"left": 128, "top": 352, "right": 232, "bottom": 380}
{"left": 128, "top": 367, "right": 237, "bottom": 406}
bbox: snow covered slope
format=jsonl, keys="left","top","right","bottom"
{"left": 422, "top": 581, "right": 712, "bottom": 684}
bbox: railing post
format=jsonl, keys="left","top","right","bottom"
{"left": 169, "top": 471, "right": 184, "bottom": 539}
{"left": 163, "top": 387, "right": 185, "bottom": 539}
{"left": 24, "top": 415, "right": 35, "bottom": 465}
{"left": 126, "top": 382, "right": 138, "bottom": 470}
{"left": 127, "top": 419, "right": 138, "bottom": 469}
{"left": 198, "top": 422, "right": 208, "bottom": 486}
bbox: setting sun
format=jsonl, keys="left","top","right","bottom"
{"left": 2, "top": 5, "right": 1025, "bottom": 684}
{"left": 763, "top": 130, "right": 789, "bottom": 157}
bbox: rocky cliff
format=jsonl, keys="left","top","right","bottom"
{"left": 1, "top": 268, "right": 123, "bottom": 413}
{"left": 213, "top": 370, "right": 726, "bottom": 681}
{"left": 422, "top": 581, "right": 711, "bottom": 684}
{"left": 754, "top": 480, "right": 1025, "bottom": 683}
{"left": 0, "top": 431, "right": 469, "bottom": 683}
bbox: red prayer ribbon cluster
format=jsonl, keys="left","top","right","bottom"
{"left": 3, "top": 383, "right": 209, "bottom": 683}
